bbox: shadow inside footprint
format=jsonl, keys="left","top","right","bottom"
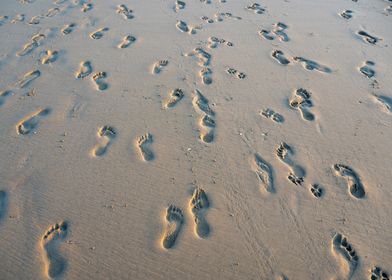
{"left": 190, "top": 188, "right": 210, "bottom": 238}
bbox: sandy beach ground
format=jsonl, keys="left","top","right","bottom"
{"left": 0, "top": 0, "right": 391, "bottom": 279}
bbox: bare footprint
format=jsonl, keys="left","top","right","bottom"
{"left": 293, "top": 56, "right": 332, "bottom": 73}
{"left": 359, "top": 61, "right": 375, "bottom": 79}
{"left": 17, "top": 33, "right": 45, "bottom": 56}
{"left": 81, "top": 3, "right": 93, "bottom": 12}
{"left": 289, "top": 88, "right": 315, "bottom": 121}
{"left": 333, "top": 164, "right": 365, "bottom": 199}
{"left": 152, "top": 60, "right": 168, "bottom": 74}
{"left": 118, "top": 35, "right": 136, "bottom": 49}
{"left": 357, "top": 30, "right": 380, "bottom": 45}
{"left": 76, "top": 61, "right": 92, "bottom": 79}
{"left": 164, "top": 88, "right": 184, "bottom": 108}
{"left": 41, "top": 221, "right": 68, "bottom": 279}
{"left": 340, "top": 9, "right": 354, "bottom": 19}
{"left": 252, "top": 154, "right": 274, "bottom": 193}
{"left": 199, "top": 67, "right": 212, "bottom": 85}
{"left": 117, "top": 4, "right": 134, "bottom": 20}
{"left": 16, "top": 108, "right": 50, "bottom": 135}
{"left": 176, "top": 20, "right": 189, "bottom": 32}
{"left": 61, "top": 23, "right": 76, "bottom": 35}
{"left": 189, "top": 188, "right": 210, "bottom": 238}
{"left": 17, "top": 70, "right": 41, "bottom": 88}
{"left": 331, "top": 233, "right": 359, "bottom": 280}
{"left": 276, "top": 142, "right": 305, "bottom": 184}
{"left": 137, "top": 133, "right": 154, "bottom": 161}
{"left": 161, "top": 205, "right": 183, "bottom": 249}
{"left": 272, "top": 50, "right": 290, "bottom": 65}
{"left": 192, "top": 89, "right": 214, "bottom": 115}
{"left": 175, "top": 0, "right": 186, "bottom": 11}
{"left": 92, "top": 72, "right": 108, "bottom": 91}
{"left": 41, "top": 50, "right": 58, "bottom": 64}
{"left": 90, "top": 27, "right": 109, "bottom": 40}
{"left": 91, "top": 126, "right": 116, "bottom": 157}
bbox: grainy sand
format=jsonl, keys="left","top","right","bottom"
{"left": 0, "top": 0, "right": 391, "bottom": 279}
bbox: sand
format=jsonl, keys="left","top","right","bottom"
{"left": 0, "top": 0, "right": 391, "bottom": 279}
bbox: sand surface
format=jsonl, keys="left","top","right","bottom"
{"left": 0, "top": 0, "right": 391, "bottom": 279}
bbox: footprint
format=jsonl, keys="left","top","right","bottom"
{"left": 370, "top": 266, "right": 390, "bottom": 280}
{"left": 333, "top": 164, "right": 365, "bottom": 199}
{"left": 76, "top": 61, "right": 92, "bottom": 79}
{"left": 161, "top": 205, "right": 184, "bottom": 249}
{"left": 340, "top": 10, "right": 353, "bottom": 19}
{"left": 272, "top": 22, "right": 289, "bottom": 42}
{"left": 81, "top": 3, "right": 93, "bottom": 12}
{"left": 310, "top": 183, "right": 323, "bottom": 198}
{"left": 357, "top": 30, "right": 380, "bottom": 45}
{"left": 137, "top": 133, "right": 154, "bottom": 161}
{"left": 192, "top": 90, "right": 216, "bottom": 143}
{"left": 117, "top": 4, "right": 134, "bottom": 20}
{"left": 246, "top": 3, "right": 266, "bottom": 14}
{"left": 118, "top": 35, "right": 136, "bottom": 49}
{"left": 164, "top": 88, "right": 184, "bottom": 108}
{"left": 259, "top": 29, "right": 274, "bottom": 40}
{"left": 293, "top": 57, "right": 331, "bottom": 73}
{"left": 152, "top": 60, "right": 168, "bottom": 74}
{"left": 260, "top": 108, "right": 284, "bottom": 123}
{"left": 91, "top": 126, "right": 116, "bottom": 157}
{"left": 16, "top": 33, "right": 45, "bottom": 56}
{"left": 189, "top": 188, "right": 210, "bottom": 238}
{"left": 16, "top": 108, "right": 51, "bottom": 135}
{"left": 11, "top": 14, "right": 25, "bottom": 23}
{"left": 0, "top": 190, "right": 7, "bottom": 221}
{"left": 359, "top": 61, "right": 375, "bottom": 79}
{"left": 199, "top": 67, "right": 212, "bottom": 85}
{"left": 272, "top": 50, "right": 290, "bottom": 65}
{"left": 90, "top": 27, "right": 109, "bottom": 39}
{"left": 92, "top": 72, "right": 108, "bottom": 91}
{"left": 192, "top": 89, "right": 215, "bottom": 116}
{"left": 252, "top": 154, "right": 274, "bottom": 193}
{"left": 41, "top": 50, "right": 58, "bottom": 64}
{"left": 276, "top": 142, "right": 305, "bottom": 184}
{"left": 191, "top": 47, "right": 211, "bottom": 67}
{"left": 61, "top": 23, "right": 76, "bottom": 35}
{"left": 176, "top": 20, "right": 192, "bottom": 33}
{"left": 17, "top": 70, "right": 41, "bottom": 88}
{"left": 289, "top": 88, "right": 315, "bottom": 121}
{"left": 373, "top": 94, "right": 392, "bottom": 114}
{"left": 0, "top": 90, "right": 12, "bottom": 107}
{"left": 41, "top": 221, "right": 68, "bottom": 279}
{"left": 175, "top": 0, "right": 186, "bottom": 11}
{"left": 29, "top": 15, "right": 43, "bottom": 25}
{"left": 46, "top": 7, "right": 60, "bottom": 17}
{"left": 331, "top": 233, "right": 359, "bottom": 280}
